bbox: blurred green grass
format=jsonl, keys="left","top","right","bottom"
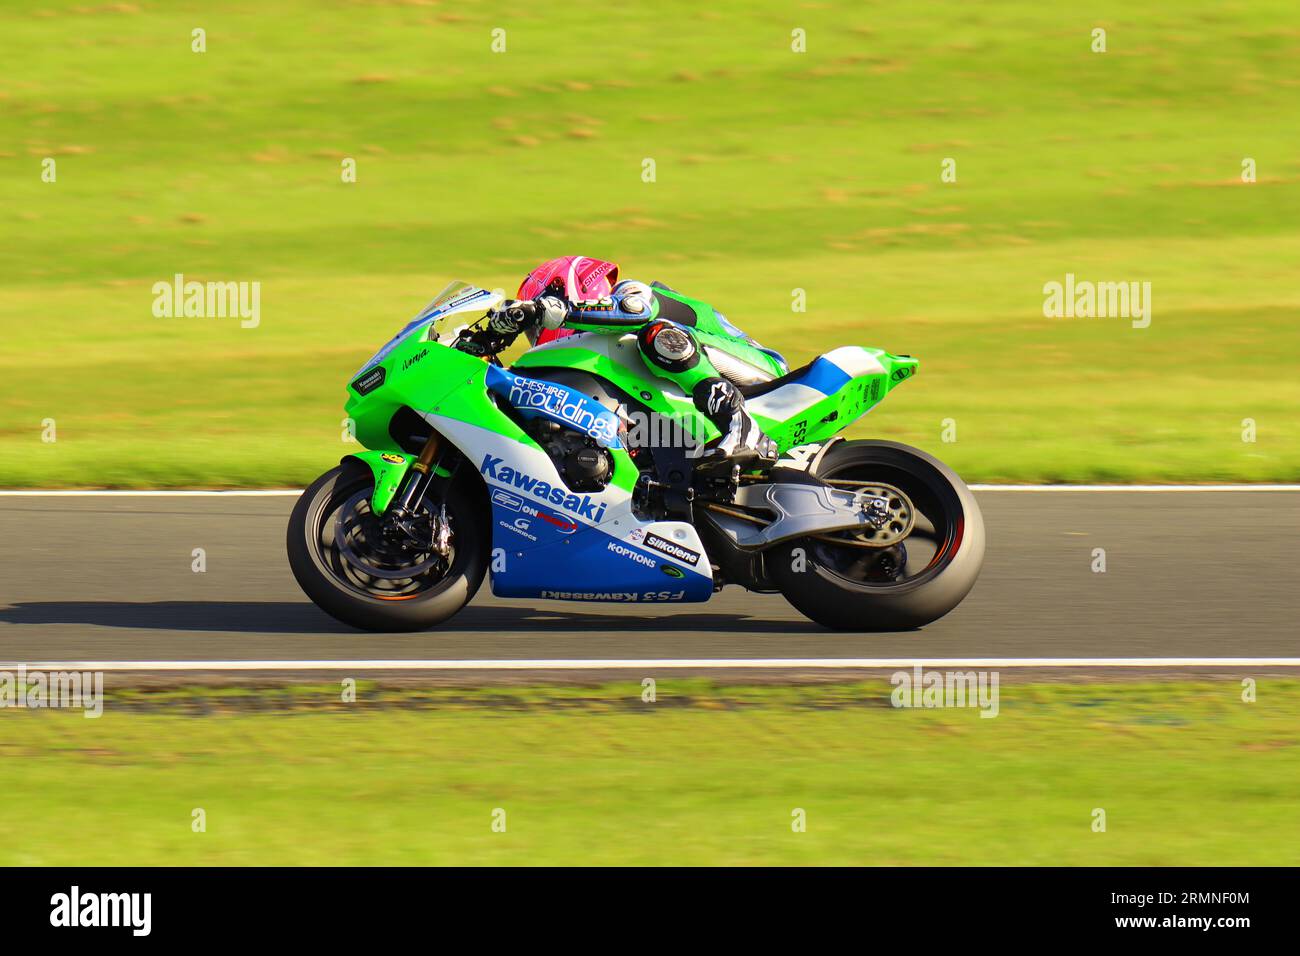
{"left": 2, "top": 0, "right": 1298, "bottom": 485}
{"left": 2, "top": 680, "right": 1297, "bottom": 865}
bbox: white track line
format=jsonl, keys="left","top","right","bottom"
{"left": 968, "top": 484, "right": 1300, "bottom": 492}
{"left": 2, "top": 485, "right": 1299, "bottom": 496}
{"left": 4, "top": 658, "right": 1298, "bottom": 672}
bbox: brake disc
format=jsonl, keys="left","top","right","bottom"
{"left": 334, "top": 491, "right": 442, "bottom": 580}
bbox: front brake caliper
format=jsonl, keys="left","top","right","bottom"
{"left": 431, "top": 503, "right": 452, "bottom": 559}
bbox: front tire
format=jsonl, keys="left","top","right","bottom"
{"left": 287, "top": 462, "right": 489, "bottom": 632}
{"left": 769, "top": 441, "right": 984, "bottom": 631}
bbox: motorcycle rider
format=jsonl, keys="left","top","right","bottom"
{"left": 464, "top": 255, "right": 780, "bottom": 469}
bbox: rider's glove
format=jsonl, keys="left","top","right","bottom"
{"left": 488, "top": 297, "right": 568, "bottom": 335}
{"left": 488, "top": 299, "right": 536, "bottom": 335}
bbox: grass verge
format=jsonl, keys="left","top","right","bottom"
{"left": 3, "top": 1, "right": 1300, "bottom": 485}
{"left": 1, "top": 679, "right": 1296, "bottom": 865}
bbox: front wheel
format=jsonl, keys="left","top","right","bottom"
{"left": 768, "top": 441, "right": 984, "bottom": 631}
{"left": 287, "top": 462, "right": 489, "bottom": 631}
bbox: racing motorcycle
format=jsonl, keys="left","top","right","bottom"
{"left": 287, "top": 281, "right": 984, "bottom": 631}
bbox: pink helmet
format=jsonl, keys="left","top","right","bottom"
{"left": 518, "top": 255, "right": 620, "bottom": 302}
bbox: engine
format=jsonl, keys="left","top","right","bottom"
{"left": 530, "top": 419, "right": 614, "bottom": 492}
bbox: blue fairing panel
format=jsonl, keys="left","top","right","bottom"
{"left": 487, "top": 486, "right": 711, "bottom": 603}
{"left": 485, "top": 364, "right": 623, "bottom": 449}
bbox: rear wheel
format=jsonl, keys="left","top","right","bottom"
{"left": 286, "top": 462, "right": 488, "bottom": 631}
{"left": 769, "top": 441, "right": 984, "bottom": 630}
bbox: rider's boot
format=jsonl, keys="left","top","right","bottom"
{"left": 692, "top": 378, "right": 779, "bottom": 472}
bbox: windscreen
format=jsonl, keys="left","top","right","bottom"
{"left": 353, "top": 282, "right": 503, "bottom": 378}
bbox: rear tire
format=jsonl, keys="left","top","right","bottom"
{"left": 769, "top": 441, "right": 984, "bottom": 631}
{"left": 287, "top": 462, "right": 489, "bottom": 632}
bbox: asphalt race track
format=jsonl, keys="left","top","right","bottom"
{"left": 1, "top": 490, "right": 1297, "bottom": 675}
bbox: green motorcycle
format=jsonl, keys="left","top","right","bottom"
{"left": 287, "top": 281, "right": 984, "bottom": 631}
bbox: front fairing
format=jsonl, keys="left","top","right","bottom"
{"left": 344, "top": 283, "right": 506, "bottom": 452}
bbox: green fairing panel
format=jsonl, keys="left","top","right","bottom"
{"left": 346, "top": 331, "right": 640, "bottom": 502}
{"left": 756, "top": 352, "right": 919, "bottom": 451}
{"left": 345, "top": 331, "right": 492, "bottom": 451}
{"left": 342, "top": 449, "right": 411, "bottom": 515}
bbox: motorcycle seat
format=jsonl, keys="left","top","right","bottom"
{"left": 739, "top": 346, "right": 886, "bottom": 420}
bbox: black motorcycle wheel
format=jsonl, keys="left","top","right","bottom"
{"left": 287, "top": 462, "right": 488, "bottom": 632}
{"left": 768, "top": 440, "right": 984, "bottom": 631}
